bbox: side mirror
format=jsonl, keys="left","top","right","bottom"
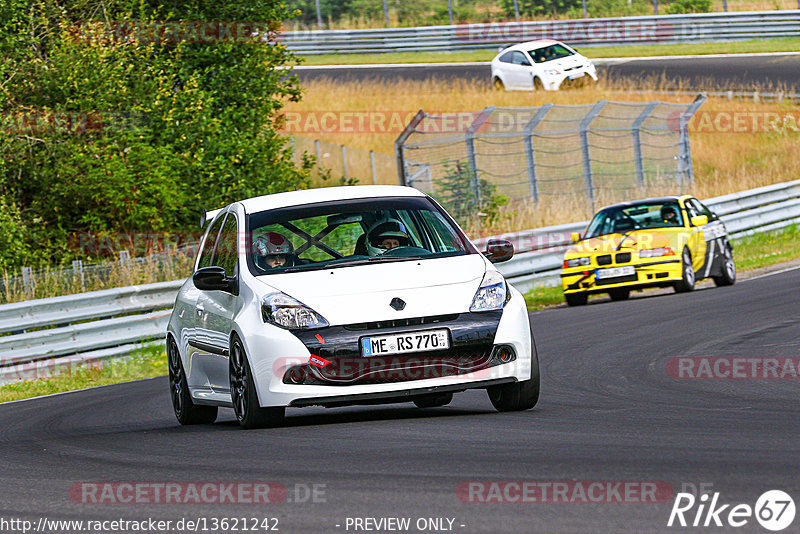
{"left": 483, "top": 239, "right": 514, "bottom": 263}
{"left": 193, "top": 266, "right": 236, "bottom": 293}
{"left": 570, "top": 232, "right": 582, "bottom": 244}
{"left": 690, "top": 215, "right": 709, "bottom": 227}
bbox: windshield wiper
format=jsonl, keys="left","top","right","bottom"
{"left": 616, "top": 231, "right": 638, "bottom": 251}
{"left": 281, "top": 256, "right": 422, "bottom": 273}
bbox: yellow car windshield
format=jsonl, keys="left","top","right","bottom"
{"left": 585, "top": 202, "right": 684, "bottom": 238}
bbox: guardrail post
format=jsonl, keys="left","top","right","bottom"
{"left": 579, "top": 100, "right": 607, "bottom": 212}
{"left": 21, "top": 267, "right": 32, "bottom": 296}
{"left": 523, "top": 104, "right": 554, "bottom": 203}
{"left": 632, "top": 101, "right": 660, "bottom": 189}
{"left": 72, "top": 260, "right": 85, "bottom": 291}
{"left": 465, "top": 107, "right": 495, "bottom": 207}
{"left": 395, "top": 110, "right": 426, "bottom": 186}
{"left": 370, "top": 150, "right": 377, "bottom": 184}
{"left": 678, "top": 93, "right": 707, "bottom": 188}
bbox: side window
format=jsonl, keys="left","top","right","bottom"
{"left": 685, "top": 200, "right": 701, "bottom": 222}
{"left": 499, "top": 52, "right": 513, "bottom": 64}
{"left": 692, "top": 199, "right": 716, "bottom": 220}
{"left": 215, "top": 214, "right": 239, "bottom": 276}
{"left": 197, "top": 215, "right": 225, "bottom": 270}
{"left": 511, "top": 51, "right": 530, "bottom": 66}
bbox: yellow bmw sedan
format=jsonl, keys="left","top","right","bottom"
{"left": 561, "top": 196, "right": 736, "bottom": 306}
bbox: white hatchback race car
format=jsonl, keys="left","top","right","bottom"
{"left": 167, "top": 185, "right": 539, "bottom": 428}
{"left": 491, "top": 39, "right": 597, "bottom": 91}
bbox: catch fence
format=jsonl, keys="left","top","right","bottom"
{"left": 395, "top": 95, "right": 706, "bottom": 214}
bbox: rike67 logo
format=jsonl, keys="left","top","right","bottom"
{"left": 668, "top": 489, "right": 795, "bottom": 531}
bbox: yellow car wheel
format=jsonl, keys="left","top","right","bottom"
{"left": 608, "top": 289, "right": 630, "bottom": 301}
{"left": 713, "top": 243, "right": 736, "bottom": 287}
{"left": 674, "top": 247, "right": 696, "bottom": 293}
{"left": 565, "top": 292, "right": 588, "bottom": 306}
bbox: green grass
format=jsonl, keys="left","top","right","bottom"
{"left": 298, "top": 38, "right": 800, "bottom": 66}
{"left": 523, "top": 223, "right": 800, "bottom": 309}
{"left": 2, "top": 224, "right": 798, "bottom": 402}
{"left": 0, "top": 343, "right": 167, "bottom": 404}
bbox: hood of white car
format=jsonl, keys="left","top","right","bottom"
{"left": 254, "top": 254, "right": 488, "bottom": 325}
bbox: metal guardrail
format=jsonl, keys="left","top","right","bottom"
{"left": 0, "top": 180, "right": 798, "bottom": 383}
{"left": 282, "top": 11, "right": 800, "bottom": 55}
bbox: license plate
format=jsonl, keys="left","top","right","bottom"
{"left": 595, "top": 266, "right": 635, "bottom": 279}
{"left": 361, "top": 329, "right": 450, "bottom": 357}
{"left": 568, "top": 73, "right": 585, "bottom": 80}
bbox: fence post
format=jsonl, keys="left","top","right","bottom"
{"left": 383, "top": 0, "right": 390, "bottom": 27}
{"left": 465, "top": 107, "right": 496, "bottom": 207}
{"left": 72, "top": 259, "right": 85, "bottom": 291}
{"left": 653, "top": 0, "right": 658, "bottom": 15}
{"left": 632, "top": 101, "right": 660, "bottom": 189}
{"left": 448, "top": 0, "right": 454, "bottom": 25}
{"left": 341, "top": 145, "right": 348, "bottom": 179}
{"left": 370, "top": 150, "right": 377, "bottom": 184}
{"left": 513, "top": 0, "right": 520, "bottom": 21}
{"left": 677, "top": 93, "right": 707, "bottom": 188}
{"left": 394, "top": 110, "right": 426, "bottom": 186}
{"left": 315, "top": 0, "right": 323, "bottom": 29}
{"left": 523, "top": 104, "right": 554, "bottom": 203}
{"left": 289, "top": 135, "right": 296, "bottom": 163}
{"left": 21, "top": 267, "right": 33, "bottom": 296}
{"left": 315, "top": 139, "right": 321, "bottom": 164}
{"left": 579, "top": 100, "right": 607, "bottom": 212}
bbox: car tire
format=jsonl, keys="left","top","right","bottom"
{"left": 565, "top": 292, "right": 588, "bottom": 306}
{"left": 674, "top": 247, "right": 696, "bottom": 293}
{"left": 608, "top": 289, "right": 630, "bottom": 301}
{"left": 230, "top": 335, "right": 285, "bottom": 429}
{"left": 533, "top": 77, "right": 544, "bottom": 91}
{"left": 413, "top": 392, "right": 453, "bottom": 408}
{"left": 493, "top": 77, "right": 505, "bottom": 91}
{"left": 713, "top": 242, "right": 736, "bottom": 287}
{"left": 168, "top": 337, "right": 218, "bottom": 425}
{"left": 488, "top": 343, "right": 540, "bottom": 412}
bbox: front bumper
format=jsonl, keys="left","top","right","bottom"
{"left": 562, "top": 258, "right": 682, "bottom": 294}
{"left": 242, "top": 288, "right": 533, "bottom": 407}
{"left": 549, "top": 66, "right": 598, "bottom": 90}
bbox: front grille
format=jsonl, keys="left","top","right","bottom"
{"left": 344, "top": 314, "right": 459, "bottom": 331}
{"left": 615, "top": 252, "right": 632, "bottom": 263}
{"left": 284, "top": 345, "right": 496, "bottom": 386}
{"left": 597, "top": 255, "right": 613, "bottom": 266}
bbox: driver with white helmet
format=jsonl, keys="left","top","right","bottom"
{"left": 253, "top": 232, "right": 295, "bottom": 270}
{"left": 365, "top": 219, "right": 411, "bottom": 256}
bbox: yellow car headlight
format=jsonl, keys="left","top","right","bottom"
{"left": 564, "top": 257, "right": 591, "bottom": 268}
{"left": 639, "top": 247, "right": 675, "bottom": 259}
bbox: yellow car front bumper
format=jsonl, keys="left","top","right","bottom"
{"left": 562, "top": 258, "right": 683, "bottom": 295}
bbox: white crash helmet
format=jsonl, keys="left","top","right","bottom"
{"left": 253, "top": 232, "right": 294, "bottom": 268}
{"left": 365, "top": 219, "right": 411, "bottom": 256}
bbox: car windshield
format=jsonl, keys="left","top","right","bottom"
{"left": 245, "top": 196, "right": 473, "bottom": 276}
{"left": 529, "top": 44, "right": 574, "bottom": 63}
{"left": 584, "top": 201, "right": 685, "bottom": 239}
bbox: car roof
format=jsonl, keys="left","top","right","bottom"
{"left": 499, "top": 40, "right": 560, "bottom": 54}
{"left": 237, "top": 185, "right": 426, "bottom": 215}
{"left": 598, "top": 195, "right": 691, "bottom": 212}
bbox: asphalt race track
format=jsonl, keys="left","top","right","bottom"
{"left": 295, "top": 54, "right": 800, "bottom": 92}
{"left": 1, "top": 267, "right": 799, "bottom": 533}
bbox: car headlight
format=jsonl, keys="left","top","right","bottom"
{"left": 544, "top": 69, "right": 560, "bottom": 76}
{"left": 470, "top": 270, "right": 509, "bottom": 312}
{"left": 261, "top": 292, "right": 329, "bottom": 330}
{"left": 639, "top": 247, "right": 675, "bottom": 259}
{"left": 564, "top": 257, "right": 591, "bottom": 268}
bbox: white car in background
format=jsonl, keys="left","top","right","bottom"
{"left": 167, "top": 185, "right": 540, "bottom": 429}
{"left": 491, "top": 40, "right": 597, "bottom": 91}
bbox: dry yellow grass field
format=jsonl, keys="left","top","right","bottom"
{"left": 284, "top": 76, "right": 800, "bottom": 235}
